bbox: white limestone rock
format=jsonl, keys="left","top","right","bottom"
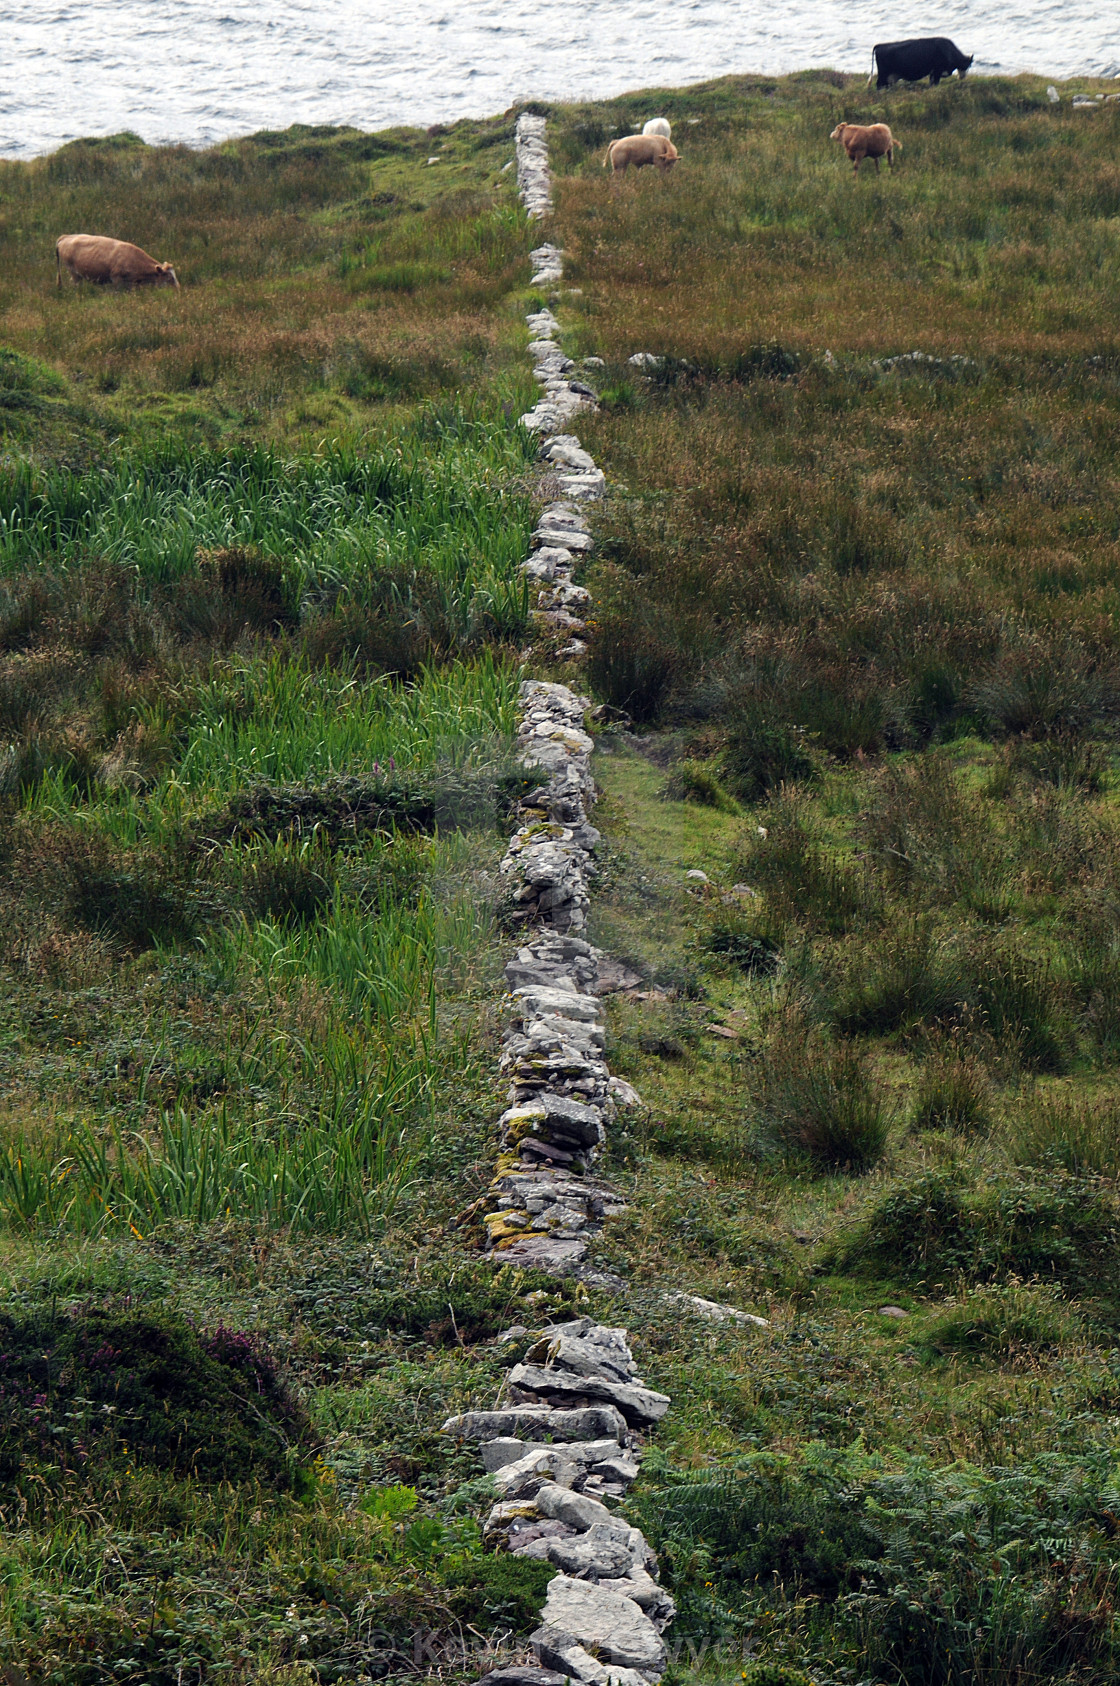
{"left": 662, "top": 1292, "right": 770, "bottom": 1328}
{"left": 533, "top": 1576, "right": 667, "bottom": 1677}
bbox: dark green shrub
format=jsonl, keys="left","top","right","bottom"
{"left": 1070, "top": 931, "right": 1120, "bottom": 1064}
{"left": 66, "top": 846, "right": 204, "bottom": 950}
{"left": 664, "top": 758, "right": 742, "bottom": 813}
{"left": 196, "top": 545, "right": 300, "bottom": 632}
{"left": 973, "top": 945, "right": 1070, "bottom": 1073}
{"left": 0, "top": 578, "right": 49, "bottom": 651}
{"left": 969, "top": 638, "right": 1107, "bottom": 739}
{"left": 862, "top": 755, "right": 973, "bottom": 895}
{"left": 359, "top": 1262, "right": 556, "bottom": 1345}
{"left": 727, "top": 342, "right": 801, "bottom": 381}
{"left": 1008, "top": 1091, "right": 1120, "bottom": 1178}
{"left": 202, "top": 764, "right": 511, "bottom": 849}
{"left": 815, "top": 491, "right": 911, "bottom": 577}
{"left": 833, "top": 1168, "right": 1118, "bottom": 1293}
{"left": 0, "top": 1307, "right": 309, "bottom": 1491}
{"left": 1008, "top": 732, "right": 1107, "bottom": 793}
{"left": 585, "top": 565, "right": 690, "bottom": 724}
{"left": 742, "top": 1667, "right": 816, "bottom": 1686}
{"left": 242, "top": 839, "right": 337, "bottom": 925}
{"left": 443, "top": 1555, "right": 554, "bottom": 1630}
{"left": 833, "top": 923, "right": 1070, "bottom": 1068}
{"left": 633, "top": 1444, "right": 1120, "bottom": 1685}
{"left": 923, "top": 1280, "right": 1081, "bottom": 1360}
{"left": 796, "top": 674, "right": 886, "bottom": 759}
{"left": 736, "top": 802, "right": 870, "bottom": 934}
{"left": 833, "top": 921, "right": 965, "bottom": 1037}
{"left": 704, "top": 908, "right": 782, "bottom": 976}
{"left": 723, "top": 705, "right": 817, "bottom": 800}
{"left": 299, "top": 592, "right": 430, "bottom": 677}
{"left": 909, "top": 662, "right": 961, "bottom": 741}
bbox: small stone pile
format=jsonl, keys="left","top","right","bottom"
{"left": 516, "top": 112, "right": 553, "bottom": 218}
{"left": 444, "top": 1317, "right": 674, "bottom": 1686}
{"left": 523, "top": 501, "right": 594, "bottom": 655}
{"left": 521, "top": 306, "right": 599, "bottom": 435}
{"left": 449, "top": 114, "right": 673, "bottom": 1686}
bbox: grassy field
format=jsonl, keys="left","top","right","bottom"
{"left": 0, "top": 117, "right": 529, "bottom": 454}
{"left": 541, "top": 70, "right": 1120, "bottom": 1686}
{"left": 3, "top": 66, "right": 1120, "bottom": 1686}
{"left": 0, "top": 115, "right": 569, "bottom": 1683}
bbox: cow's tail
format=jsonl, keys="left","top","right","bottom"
{"left": 893, "top": 138, "right": 903, "bottom": 152}
{"left": 55, "top": 242, "right": 61, "bottom": 287}
{"left": 603, "top": 144, "right": 612, "bottom": 169}
{"left": 867, "top": 47, "right": 877, "bottom": 88}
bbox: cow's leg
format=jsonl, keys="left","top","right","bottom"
{"left": 873, "top": 156, "right": 880, "bottom": 173}
{"left": 930, "top": 70, "right": 942, "bottom": 85}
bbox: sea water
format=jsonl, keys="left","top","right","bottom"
{"left": 1, "top": 0, "right": 1117, "bottom": 159}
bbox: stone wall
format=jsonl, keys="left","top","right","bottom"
{"left": 441, "top": 113, "right": 676, "bottom": 1686}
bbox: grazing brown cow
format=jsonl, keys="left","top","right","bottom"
{"left": 604, "top": 134, "right": 679, "bottom": 174}
{"left": 56, "top": 234, "right": 180, "bottom": 289}
{"left": 830, "top": 122, "right": 901, "bottom": 174}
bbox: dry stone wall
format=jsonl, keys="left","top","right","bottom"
{"left": 442, "top": 115, "right": 675, "bottom": 1686}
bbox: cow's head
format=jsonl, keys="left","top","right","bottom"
{"left": 960, "top": 54, "right": 974, "bottom": 76}
{"left": 830, "top": 123, "right": 850, "bottom": 141}
{"left": 155, "top": 263, "right": 180, "bottom": 289}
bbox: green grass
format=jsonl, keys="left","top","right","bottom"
{"left": 0, "top": 117, "right": 533, "bottom": 454}
{"left": 0, "top": 107, "right": 552, "bottom": 1680}
{"left": 541, "top": 75, "right": 1120, "bottom": 1682}
{"left": 6, "top": 67, "right": 1120, "bottom": 1685}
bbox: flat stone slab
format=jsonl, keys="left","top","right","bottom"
{"left": 478, "top": 1670, "right": 570, "bottom": 1686}
{"left": 547, "top": 1534, "right": 635, "bottom": 1578}
{"left": 513, "top": 987, "right": 601, "bottom": 1021}
{"left": 663, "top": 1292, "right": 769, "bottom": 1328}
{"left": 498, "top": 1235, "right": 589, "bottom": 1270}
{"left": 526, "top": 1330, "right": 636, "bottom": 1385}
{"left": 443, "top": 1405, "right": 628, "bottom": 1443}
{"left": 534, "top": 1576, "right": 667, "bottom": 1675}
{"left": 534, "top": 1480, "right": 616, "bottom": 1532}
{"left": 534, "top": 527, "right": 594, "bottom": 553}
{"left": 531, "top": 1636, "right": 648, "bottom": 1686}
{"left": 508, "top": 1364, "right": 670, "bottom": 1427}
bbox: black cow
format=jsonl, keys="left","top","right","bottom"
{"left": 868, "top": 37, "right": 974, "bottom": 89}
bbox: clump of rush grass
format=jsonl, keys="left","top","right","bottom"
{"left": 752, "top": 1012, "right": 893, "bottom": 1170}
{"left": 1007, "top": 1090, "right": 1120, "bottom": 1178}
{"left": 923, "top": 1279, "right": 1083, "bottom": 1361}
{"left": 831, "top": 1163, "right": 1117, "bottom": 1295}
{"left": 702, "top": 904, "right": 782, "bottom": 977}
{"left": 733, "top": 792, "right": 873, "bottom": 935}
{"left": 910, "top": 1034, "right": 993, "bottom": 1134}
{"left": 663, "top": 756, "right": 742, "bottom": 814}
